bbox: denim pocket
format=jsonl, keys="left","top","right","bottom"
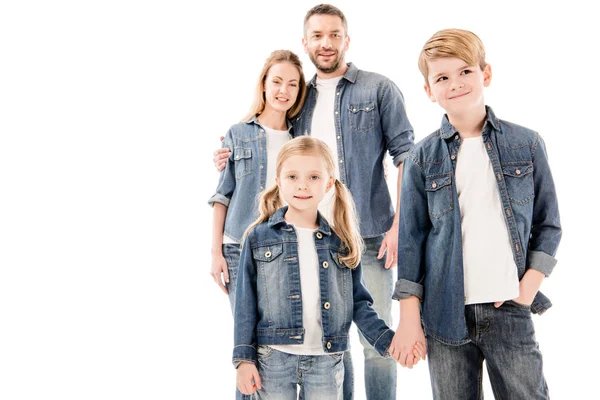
{"left": 348, "top": 101, "right": 376, "bottom": 132}
{"left": 257, "top": 345, "right": 273, "bottom": 358}
{"left": 234, "top": 147, "right": 252, "bottom": 179}
{"left": 502, "top": 163, "right": 534, "bottom": 205}
{"left": 425, "top": 173, "right": 453, "bottom": 218}
{"left": 504, "top": 299, "right": 531, "bottom": 311}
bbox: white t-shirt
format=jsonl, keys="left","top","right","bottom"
{"left": 455, "top": 136, "right": 519, "bottom": 305}
{"left": 223, "top": 125, "right": 290, "bottom": 244}
{"left": 311, "top": 76, "right": 343, "bottom": 224}
{"left": 271, "top": 226, "right": 325, "bottom": 355}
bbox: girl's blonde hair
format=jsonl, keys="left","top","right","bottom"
{"left": 241, "top": 50, "right": 307, "bottom": 122}
{"left": 244, "top": 137, "right": 363, "bottom": 268}
{"left": 418, "top": 29, "right": 487, "bottom": 84}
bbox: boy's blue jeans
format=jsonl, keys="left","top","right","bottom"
{"left": 255, "top": 346, "right": 344, "bottom": 400}
{"left": 427, "top": 302, "right": 549, "bottom": 400}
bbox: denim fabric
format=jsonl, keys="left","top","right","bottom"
{"left": 208, "top": 116, "right": 293, "bottom": 242}
{"left": 341, "top": 351, "right": 353, "bottom": 400}
{"left": 233, "top": 206, "right": 394, "bottom": 367}
{"left": 254, "top": 346, "right": 344, "bottom": 400}
{"left": 357, "top": 236, "right": 396, "bottom": 400}
{"left": 293, "top": 63, "right": 414, "bottom": 238}
{"left": 394, "top": 106, "right": 562, "bottom": 344}
{"left": 426, "top": 302, "right": 548, "bottom": 400}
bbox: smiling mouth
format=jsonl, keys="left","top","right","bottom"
{"left": 449, "top": 91, "right": 471, "bottom": 99}
{"left": 294, "top": 196, "right": 312, "bottom": 200}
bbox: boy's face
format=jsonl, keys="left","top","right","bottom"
{"left": 424, "top": 57, "right": 491, "bottom": 116}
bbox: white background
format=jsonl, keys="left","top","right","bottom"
{"left": 1, "top": 1, "right": 597, "bottom": 399}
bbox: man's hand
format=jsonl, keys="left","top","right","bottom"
{"left": 210, "top": 253, "right": 229, "bottom": 295}
{"left": 236, "top": 362, "right": 262, "bottom": 395}
{"left": 378, "top": 223, "right": 398, "bottom": 269}
{"left": 213, "top": 136, "right": 231, "bottom": 172}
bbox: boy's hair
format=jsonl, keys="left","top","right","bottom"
{"left": 418, "top": 29, "right": 487, "bottom": 84}
{"left": 244, "top": 137, "right": 363, "bottom": 269}
{"left": 242, "top": 50, "right": 307, "bottom": 122}
{"left": 303, "top": 4, "right": 348, "bottom": 36}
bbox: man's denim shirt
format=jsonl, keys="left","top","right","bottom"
{"left": 208, "top": 116, "right": 292, "bottom": 242}
{"left": 292, "top": 63, "right": 415, "bottom": 238}
{"left": 393, "top": 107, "right": 562, "bottom": 345}
{"left": 233, "top": 206, "right": 394, "bottom": 366}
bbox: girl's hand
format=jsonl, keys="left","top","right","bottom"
{"left": 210, "top": 254, "right": 229, "bottom": 294}
{"left": 237, "top": 362, "right": 262, "bottom": 395}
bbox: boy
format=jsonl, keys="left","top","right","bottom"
{"left": 389, "top": 29, "right": 561, "bottom": 399}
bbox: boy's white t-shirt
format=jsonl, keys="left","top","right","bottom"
{"left": 271, "top": 226, "right": 325, "bottom": 355}
{"left": 310, "top": 76, "right": 343, "bottom": 224}
{"left": 455, "top": 136, "right": 519, "bottom": 305}
{"left": 223, "top": 125, "right": 291, "bottom": 244}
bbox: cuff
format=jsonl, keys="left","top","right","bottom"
{"left": 392, "top": 151, "right": 410, "bottom": 167}
{"left": 526, "top": 250, "right": 557, "bottom": 277}
{"left": 392, "top": 279, "right": 423, "bottom": 301}
{"left": 208, "top": 193, "right": 230, "bottom": 208}
{"left": 232, "top": 344, "right": 257, "bottom": 368}
{"left": 372, "top": 329, "right": 395, "bottom": 357}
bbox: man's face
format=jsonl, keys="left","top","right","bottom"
{"left": 303, "top": 14, "right": 349, "bottom": 75}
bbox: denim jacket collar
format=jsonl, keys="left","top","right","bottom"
{"left": 439, "top": 105, "right": 501, "bottom": 139}
{"left": 308, "top": 62, "right": 358, "bottom": 88}
{"left": 267, "top": 206, "right": 332, "bottom": 236}
{"left": 245, "top": 114, "right": 293, "bottom": 131}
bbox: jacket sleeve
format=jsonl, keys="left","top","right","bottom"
{"left": 208, "top": 128, "right": 236, "bottom": 208}
{"left": 232, "top": 230, "right": 259, "bottom": 368}
{"left": 351, "top": 263, "right": 394, "bottom": 357}
{"left": 527, "top": 133, "right": 561, "bottom": 276}
{"left": 379, "top": 79, "right": 415, "bottom": 166}
{"left": 393, "top": 154, "right": 431, "bottom": 301}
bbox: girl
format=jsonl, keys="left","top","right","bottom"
{"left": 208, "top": 50, "right": 307, "bottom": 311}
{"left": 233, "top": 137, "right": 424, "bottom": 399}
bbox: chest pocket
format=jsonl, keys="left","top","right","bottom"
{"left": 501, "top": 163, "right": 534, "bottom": 205}
{"left": 348, "top": 101, "right": 376, "bottom": 132}
{"left": 425, "top": 173, "right": 453, "bottom": 219}
{"left": 234, "top": 147, "right": 252, "bottom": 179}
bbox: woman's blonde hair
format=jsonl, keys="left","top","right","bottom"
{"left": 241, "top": 50, "right": 307, "bottom": 122}
{"left": 418, "top": 29, "right": 487, "bottom": 84}
{"left": 244, "top": 137, "right": 363, "bottom": 268}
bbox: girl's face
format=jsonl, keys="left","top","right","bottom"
{"left": 276, "top": 154, "right": 334, "bottom": 213}
{"left": 262, "top": 62, "right": 301, "bottom": 115}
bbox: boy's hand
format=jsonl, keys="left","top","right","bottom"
{"left": 213, "top": 136, "right": 231, "bottom": 172}
{"left": 236, "top": 362, "right": 262, "bottom": 395}
{"left": 494, "top": 269, "right": 545, "bottom": 308}
{"left": 210, "top": 254, "right": 229, "bottom": 295}
{"left": 390, "top": 322, "right": 426, "bottom": 368}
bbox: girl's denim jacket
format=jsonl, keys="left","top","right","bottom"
{"left": 232, "top": 206, "right": 394, "bottom": 367}
{"left": 393, "top": 106, "right": 562, "bottom": 345}
{"left": 208, "top": 116, "right": 292, "bottom": 242}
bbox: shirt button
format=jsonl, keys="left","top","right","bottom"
{"left": 454, "top": 135, "right": 459, "bottom": 140}
{"left": 337, "top": 136, "right": 341, "bottom": 140}
{"left": 505, "top": 208, "right": 512, "bottom": 216}
{"left": 366, "top": 107, "right": 370, "bottom": 111}
{"left": 335, "top": 111, "right": 339, "bottom": 115}
{"left": 516, "top": 169, "right": 521, "bottom": 175}
{"left": 324, "top": 302, "right": 331, "bottom": 309}
{"left": 260, "top": 186, "right": 264, "bottom": 190}
{"left": 487, "top": 143, "right": 492, "bottom": 150}
{"left": 327, "top": 342, "right": 332, "bottom": 349}
{"left": 450, "top": 155, "right": 456, "bottom": 160}
{"left": 497, "top": 172, "right": 502, "bottom": 181}
{"left": 316, "top": 232, "right": 323, "bottom": 239}
{"left": 515, "top": 243, "right": 520, "bottom": 252}
{"left": 336, "top": 92, "right": 340, "bottom": 96}
{"left": 259, "top": 129, "right": 264, "bottom": 133}
{"left": 340, "top": 159, "right": 344, "bottom": 163}
{"left": 265, "top": 250, "right": 272, "bottom": 258}
{"left": 353, "top": 108, "right": 357, "bottom": 112}
{"left": 432, "top": 182, "right": 437, "bottom": 188}
{"left": 260, "top": 165, "right": 263, "bottom": 169}
{"left": 322, "top": 261, "right": 329, "bottom": 269}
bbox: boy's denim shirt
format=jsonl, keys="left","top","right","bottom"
{"left": 393, "top": 106, "right": 562, "bottom": 345}
{"left": 232, "top": 206, "right": 395, "bottom": 367}
{"left": 293, "top": 63, "right": 415, "bottom": 238}
{"left": 208, "top": 116, "right": 292, "bottom": 242}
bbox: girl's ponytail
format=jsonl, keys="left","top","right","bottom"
{"left": 332, "top": 179, "right": 363, "bottom": 269}
{"left": 242, "top": 185, "right": 283, "bottom": 243}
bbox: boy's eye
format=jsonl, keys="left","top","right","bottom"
{"left": 436, "top": 76, "right": 447, "bottom": 82}
{"left": 461, "top": 69, "right": 472, "bottom": 75}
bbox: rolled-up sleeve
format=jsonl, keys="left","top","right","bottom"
{"left": 379, "top": 79, "right": 415, "bottom": 167}
{"left": 208, "top": 129, "right": 235, "bottom": 208}
{"left": 527, "top": 133, "right": 561, "bottom": 276}
{"left": 393, "top": 154, "right": 430, "bottom": 301}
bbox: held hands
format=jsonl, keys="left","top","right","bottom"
{"left": 213, "top": 136, "right": 231, "bottom": 172}
{"left": 389, "top": 325, "right": 427, "bottom": 368}
{"left": 237, "top": 362, "right": 262, "bottom": 395}
{"left": 210, "top": 253, "right": 230, "bottom": 295}
{"left": 389, "top": 340, "right": 426, "bottom": 368}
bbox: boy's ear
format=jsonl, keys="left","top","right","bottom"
{"left": 483, "top": 64, "right": 492, "bottom": 87}
{"left": 424, "top": 83, "right": 436, "bottom": 103}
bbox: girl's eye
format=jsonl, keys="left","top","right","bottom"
{"left": 310, "top": 175, "right": 320, "bottom": 180}
{"left": 288, "top": 174, "right": 296, "bottom": 180}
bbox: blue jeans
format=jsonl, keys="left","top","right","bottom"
{"left": 254, "top": 346, "right": 344, "bottom": 400}
{"left": 427, "top": 302, "right": 548, "bottom": 400}
{"left": 353, "top": 235, "right": 396, "bottom": 400}
{"left": 223, "top": 244, "right": 252, "bottom": 400}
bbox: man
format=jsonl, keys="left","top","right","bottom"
{"left": 214, "top": 5, "right": 414, "bottom": 399}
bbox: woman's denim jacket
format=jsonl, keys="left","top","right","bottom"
{"left": 208, "top": 116, "right": 292, "bottom": 242}
{"left": 393, "top": 107, "right": 562, "bottom": 345}
{"left": 233, "top": 206, "right": 394, "bottom": 366}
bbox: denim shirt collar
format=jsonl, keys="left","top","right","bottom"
{"left": 439, "top": 105, "right": 501, "bottom": 139}
{"left": 245, "top": 114, "right": 293, "bottom": 131}
{"left": 267, "top": 206, "right": 332, "bottom": 236}
{"left": 308, "top": 62, "right": 358, "bottom": 88}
